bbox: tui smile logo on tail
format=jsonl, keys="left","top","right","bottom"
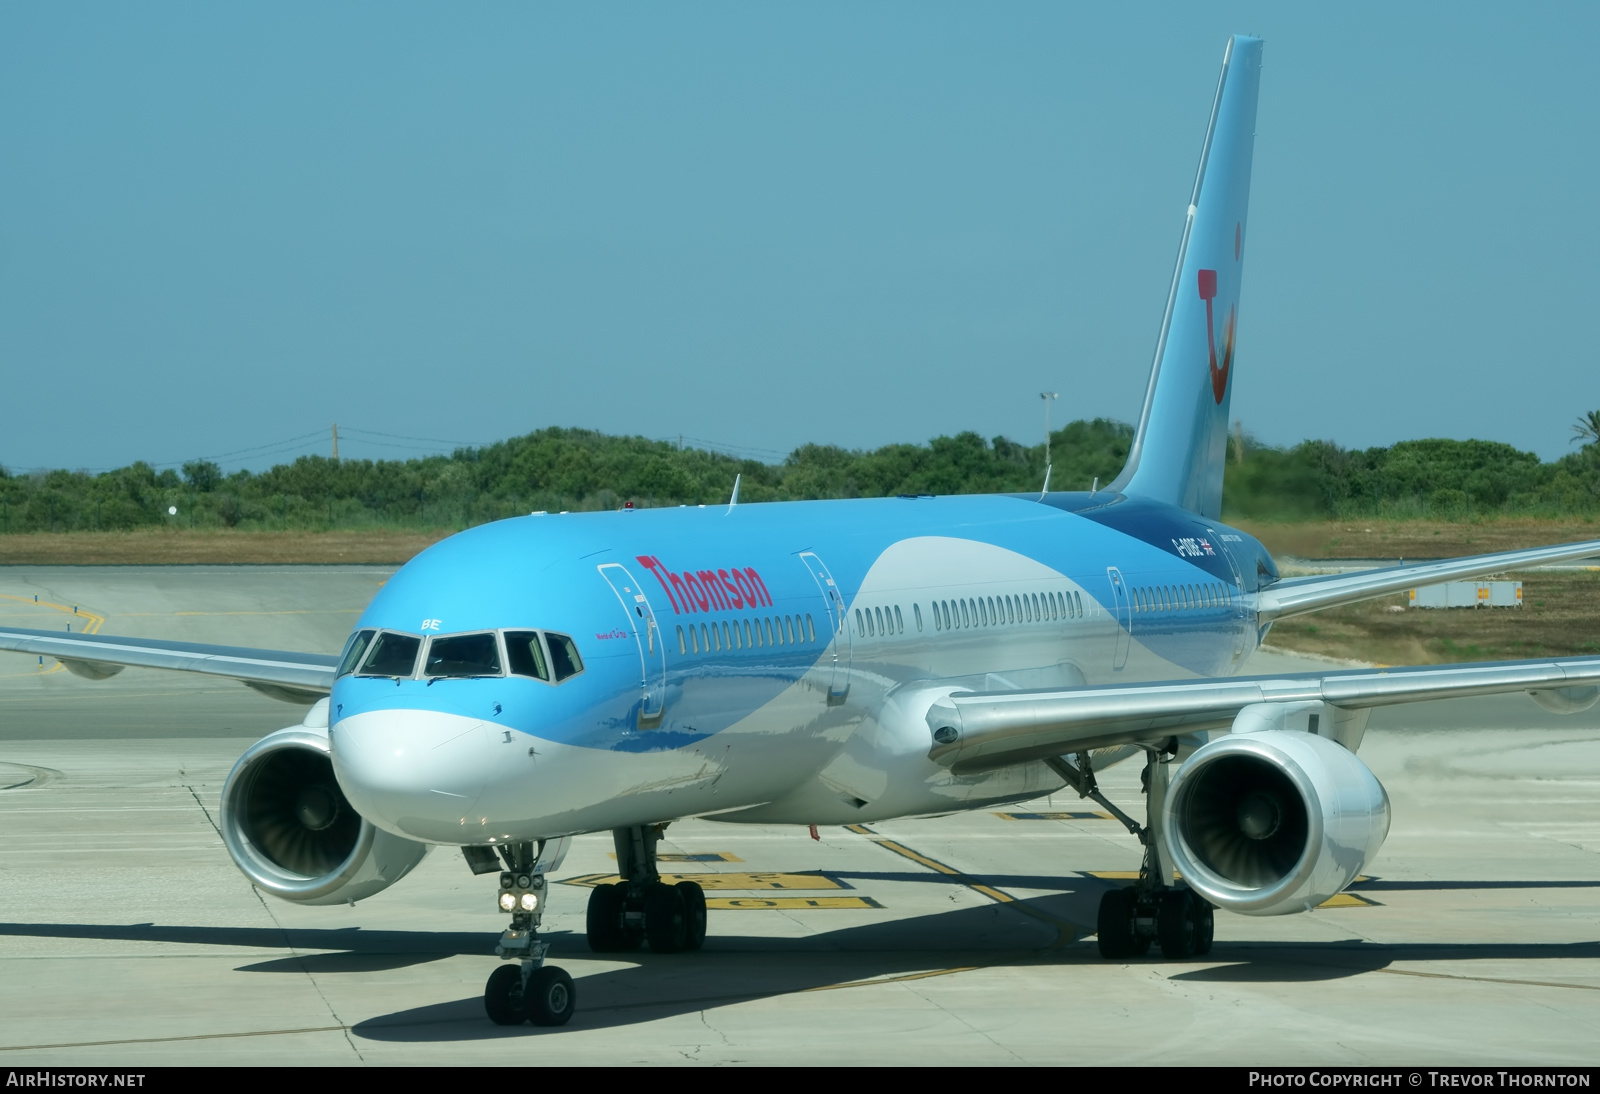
{"left": 1197, "top": 267, "right": 1236, "bottom": 404}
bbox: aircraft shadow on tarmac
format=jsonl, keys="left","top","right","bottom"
{"left": 5, "top": 877, "right": 1599, "bottom": 1041}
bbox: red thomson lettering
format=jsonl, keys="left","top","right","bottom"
{"left": 635, "top": 556, "right": 771, "bottom": 613}
{"left": 684, "top": 572, "right": 712, "bottom": 611}
{"left": 730, "top": 569, "right": 757, "bottom": 608}
{"left": 637, "top": 556, "right": 682, "bottom": 614}
{"left": 696, "top": 570, "right": 730, "bottom": 611}
{"left": 743, "top": 567, "right": 772, "bottom": 607}
{"left": 717, "top": 568, "right": 744, "bottom": 609}
{"left": 666, "top": 568, "right": 692, "bottom": 614}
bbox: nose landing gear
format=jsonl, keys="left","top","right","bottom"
{"left": 473, "top": 837, "right": 577, "bottom": 1027}
{"left": 586, "top": 823, "right": 708, "bottom": 954}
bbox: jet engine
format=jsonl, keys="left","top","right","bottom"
{"left": 220, "top": 703, "right": 429, "bottom": 905}
{"left": 1163, "top": 723, "right": 1389, "bottom": 916}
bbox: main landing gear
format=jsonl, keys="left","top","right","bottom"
{"left": 468, "top": 838, "right": 577, "bottom": 1027}
{"left": 1047, "top": 743, "right": 1214, "bottom": 961}
{"left": 585, "top": 823, "right": 707, "bottom": 954}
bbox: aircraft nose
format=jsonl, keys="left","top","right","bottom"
{"left": 330, "top": 708, "right": 491, "bottom": 842}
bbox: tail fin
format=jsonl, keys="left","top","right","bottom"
{"left": 1107, "top": 35, "right": 1263, "bottom": 518}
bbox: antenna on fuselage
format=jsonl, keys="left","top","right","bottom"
{"left": 1039, "top": 392, "right": 1058, "bottom": 499}
{"left": 726, "top": 473, "right": 741, "bottom": 515}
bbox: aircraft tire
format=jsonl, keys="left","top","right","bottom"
{"left": 1193, "top": 896, "right": 1215, "bottom": 956}
{"left": 484, "top": 964, "right": 527, "bottom": 1026}
{"left": 586, "top": 883, "right": 625, "bottom": 952}
{"left": 524, "top": 965, "right": 576, "bottom": 1027}
{"left": 1157, "top": 889, "right": 1198, "bottom": 959}
{"left": 677, "top": 880, "right": 707, "bottom": 951}
{"left": 1096, "top": 887, "right": 1138, "bottom": 958}
{"left": 644, "top": 881, "right": 688, "bottom": 953}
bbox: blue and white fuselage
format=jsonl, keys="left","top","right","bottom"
{"left": 330, "top": 492, "right": 1276, "bottom": 844}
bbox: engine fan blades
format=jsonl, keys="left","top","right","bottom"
{"left": 240, "top": 749, "right": 362, "bottom": 877}
{"left": 1180, "top": 754, "right": 1309, "bottom": 888}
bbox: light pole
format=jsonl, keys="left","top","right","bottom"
{"left": 1040, "top": 392, "right": 1059, "bottom": 496}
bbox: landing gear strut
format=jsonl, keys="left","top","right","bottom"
{"left": 1049, "top": 743, "right": 1214, "bottom": 961}
{"left": 586, "top": 823, "right": 707, "bottom": 954}
{"left": 479, "top": 838, "right": 576, "bottom": 1026}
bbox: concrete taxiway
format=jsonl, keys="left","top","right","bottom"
{"left": 1, "top": 565, "right": 1598, "bottom": 1065}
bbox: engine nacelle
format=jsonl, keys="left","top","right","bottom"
{"left": 221, "top": 702, "right": 429, "bottom": 905}
{"left": 1164, "top": 725, "right": 1389, "bottom": 916}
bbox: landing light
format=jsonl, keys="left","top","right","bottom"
{"left": 519, "top": 893, "right": 539, "bottom": 912}
{"left": 499, "top": 892, "right": 516, "bottom": 912}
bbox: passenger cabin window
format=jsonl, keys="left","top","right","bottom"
{"left": 807, "top": 614, "right": 817, "bottom": 642}
{"left": 546, "top": 633, "right": 585, "bottom": 681}
{"left": 337, "top": 630, "right": 375, "bottom": 677}
{"left": 425, "top": 632, "right": 502, "bottom": 678}
{"left": 505, "top": 631, "right": 550, "bottom": 681}
{"left": 359, "top": 632, "right": 421, "bottom": 678}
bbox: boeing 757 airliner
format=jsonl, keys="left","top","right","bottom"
{"left": 6, "top": 35, "right": 1599, "bottom": 1027}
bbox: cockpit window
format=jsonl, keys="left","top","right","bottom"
{"left": 504, "top": 631, "right": 549, "bottom": 681}
{"left": 358, "top": 632, "right": 422, "bottom": 678}
{"left": 547, "top": 632, "right": 584, "bottom": 682}
{"left": 337, "top": 629, "right": 376, "bottom": 678}
{"left": 425, "top": 632, "right": 502, "bottom": 678}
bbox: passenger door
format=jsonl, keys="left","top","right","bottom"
{"left": 597, "top": 562, "right": 666, "bottom": 726}
{"left": 1205, "top": 527, "right": 1250, "bottom": 665}
{"left": 798, "top": 551, "right": 851, "bottom": 704}
{"left": 1106, "top": 566, "right": 1132, "bottom": 672}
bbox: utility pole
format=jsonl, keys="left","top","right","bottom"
{"left": 332, "top": 423, "right": 340, "bottom": 463}
{"left": 1039, "top": 392, "right": 1059, "bottom": 497}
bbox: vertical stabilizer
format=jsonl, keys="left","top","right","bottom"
{"left": 1107, "top": 35, "right": 1262, "bottom": 518}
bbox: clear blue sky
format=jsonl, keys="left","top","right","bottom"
{"left": 3, "top": 3, "right": 1596, "bottom": 473}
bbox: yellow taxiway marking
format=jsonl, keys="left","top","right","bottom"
{"left": 845, "top": 824, "right": 1083, "bottom": 944}
{"left": 0, "top": 594, "right": 106, "bottom": 677}
{"left": 606, "top": 851, "right": 744, "bottom": 863}
{"left": 560, "top": 871, "right": 843, "bottom": 890}
{"left": 1087, "top": 870, "right": 1169, "bottom": 881}
{"left": 115, "top": 609, "right": 363, "bottom": 617}
{"left": 803, "top": 966, "right": 983, "bottom": 993}
{"left": 1086, "top": 871, "right": 1378, "bottom": 908}
{"left": 707, "top": 896, "right": 882, "bottom": 910}
{"left": 994, "top": 811, "right": 1113, "bottom": 821}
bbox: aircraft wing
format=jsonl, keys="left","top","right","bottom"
{"left": 0, "top": 626, "right": 337, "bottom": 704}
{"left": 1256, "top": 539, "right": 1600, "bottom": 622}
{"left": 926, "top": 656, "right": 1600, "bottom": 774}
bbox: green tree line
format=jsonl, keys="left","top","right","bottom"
{"left": 2, "top": 418, "right": 1597, "bottom": 533}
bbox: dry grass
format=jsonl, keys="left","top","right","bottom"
{"left": 1264, "top": 569, "right": 1600, "bottom": 666}
{"left": 0, "top": 529, "right": 450, "bottom": 565}
{"left": 1232, "top": 517, "right": 1600, "bottom": 560}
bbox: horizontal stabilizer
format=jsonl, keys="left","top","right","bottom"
{"left": 1257, "top": 539, "right": 1600, "bottom": 622}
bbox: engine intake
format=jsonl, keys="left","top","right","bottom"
{"left": 1164, "top": 724, "right": 1389, "bottom": 916}
{"left": 221, "top": 710, "right": 429, "bottom": 905}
